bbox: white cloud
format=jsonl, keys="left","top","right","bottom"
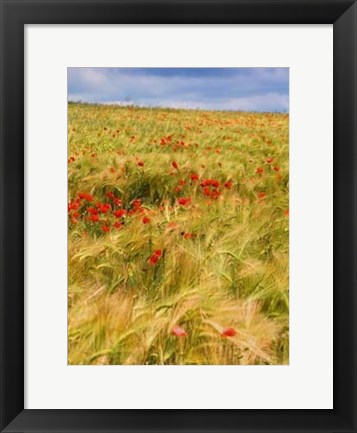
{"left": 72, "top": 93, "right": 288, "bottom": 113}
{"left": 80, "top": 68, "right": 107, "bottom": 86}
{"left": 222, "top": 93, "right": 289, "bottom": 112}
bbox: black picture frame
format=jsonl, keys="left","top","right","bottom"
{"left": 1, "top": 1, "right": 356, "bottom": 432}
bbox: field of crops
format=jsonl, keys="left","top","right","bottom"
{"left": 68, "top": 103, "right": 289, "bottom": 365}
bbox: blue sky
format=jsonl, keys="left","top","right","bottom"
{"left": 68, "top": 67, "right": 289, "bottom": 112}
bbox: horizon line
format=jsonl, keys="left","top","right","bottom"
{"left": 68, "top": 100, "right": 289, "bottom": 115}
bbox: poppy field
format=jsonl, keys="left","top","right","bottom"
{"left": 68, "top": 102, "right": 289, "bottom": 365}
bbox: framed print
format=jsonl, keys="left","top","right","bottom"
{"left": 0, "top": 0, "right": 356, "bottom": 432}
{"left": 67, "top": 66, "right": 290, "bottom": 368}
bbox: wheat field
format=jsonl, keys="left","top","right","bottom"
{"left": 68, "top": 102, "right": 289, "bottom": 365}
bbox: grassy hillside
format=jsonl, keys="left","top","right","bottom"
{"left": 68, "top": 103, "right": 289, "bottom": 365}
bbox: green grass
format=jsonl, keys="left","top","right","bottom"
{"left": 68, "top": 103, "right": 289, "bottom": 365}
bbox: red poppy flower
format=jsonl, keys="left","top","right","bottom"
{"left": 132, "top": 199, "right": 142, "bottom": 209}
{"left": 172, "top": 160, "right": 179, "bottom": 170}
{"left": 101, "top": 225, "right": 110, "bottom": 233}
{"left": 224, "top": 180, "right": 233, "bottom": 189}
{"left": 273, "top": 166, "right": 280, "bottom": 172}
{"left": 114, "top": 209, "right": 126, "bottom": 218}
{"left": 179, "top": 179, "right": 186, "bottom": 186}
{"left": 68, "top": 201, "right": 80, "bottom": 212}
{"left": 113, "top": 221, "right": 123, "bottom": 229}
{"left": 137, "top": 161, "right": 144, "bottom": 167}
{"left": 284, "top": 208, "right": 289, "bottom": 217}
{"left": 142, "top": 216, "right": 151, "bottom": 224}
{"left": 106, "top": 192, "right": 115, "bottom": 200}
{"left": 71, "top": 211, "right": 80, "bottom": 219}
{"left": 266, "top": 157, "right": 273, "bottom": 164}
{"left": 89, "top": 214, "right": 99, "bottom": 222}
{"left": 183, "top": 232, "right": 192, "bottom": 239}
{"left": 257, "top": 192, "right": 266, "bottom": 199}
{"left": 174, "top": 186, "right": 183, "bottom": 194}
{"left": 148, "top": 250, "right": 162, "bottom": 265}
{"left": 201, "top": 179, "right": 220, "bottom": 188}
{"left": 113, "top": 198, "right": 122, "bottom": 206}
{"left": 221, "top": 327, "right": 237, "bottom": 337}
{"left": 97, "top": 203, "right": 111, "bottom": 214}
{"left": 202, "top": 186, "right": 211, "bottom": 197}
{"left": 78, "top": 193, "right": 94, "bottom": 202}
{"left": 172, "top": 325, "right": 188, "bottom": 337}
{"left": 190, "top": 173, "right": 199, "bottom": 181}
{"left": 87, "top": 207, "right": 98, "bottom": 215}
{"left": 177, "top": 197, "right": 191, "bottom": 206}
{"left": 256, "top": 167, "right": 264, "bottom": 174}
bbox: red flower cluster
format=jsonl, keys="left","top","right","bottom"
{"left": 200, "top": 179, "right": 221, "bottom": 199}
{"left": 68, "top": 192, "right": 97, "bottom": 222}
{"left": 201, "top": 179, "right": 219, "bottom": 188}
{"left": 68, "top": 189, "right": 137, "bottom": 232}
{"left": 97, "top": 203, "right": 111, "bottom": 214}
{"left": 68, "top": 201, "right": 80, "bottom": 212}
